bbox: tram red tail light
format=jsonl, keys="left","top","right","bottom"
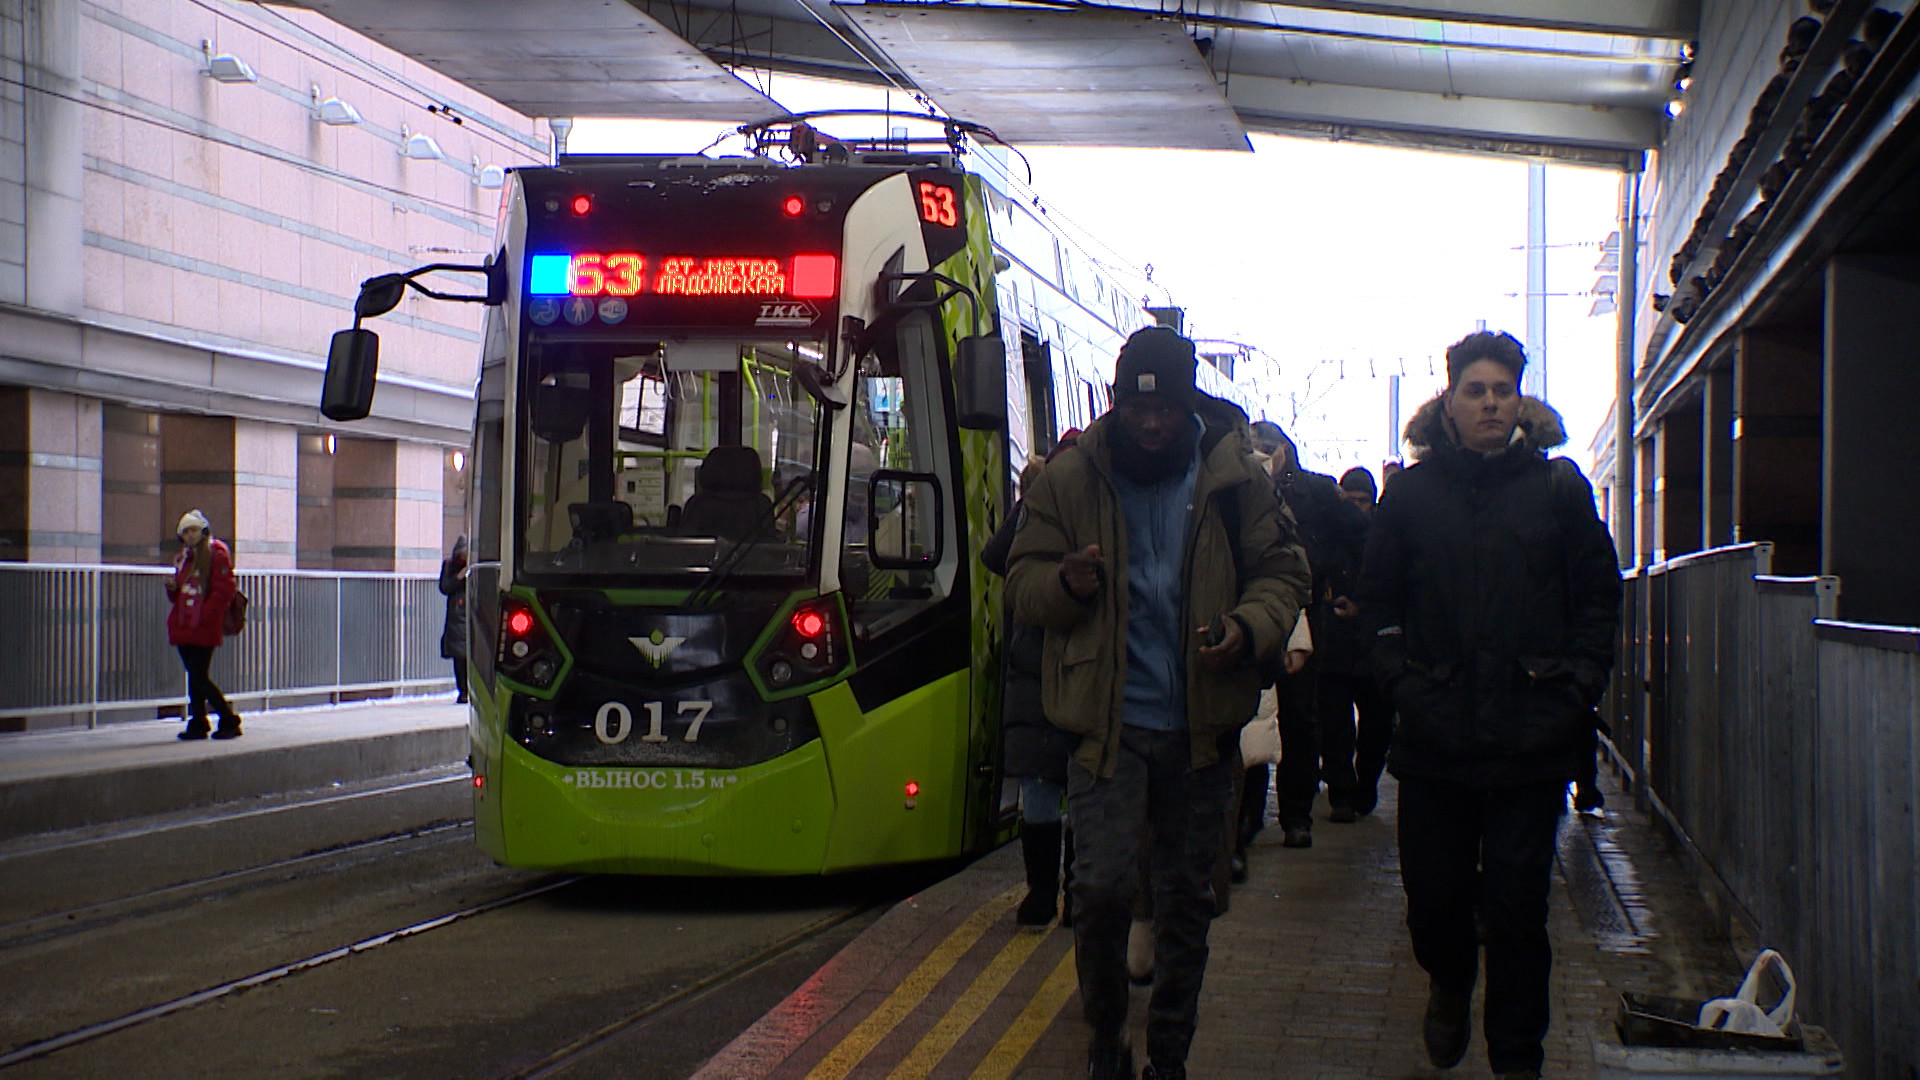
{"left": 498, "top": 596, "right": 562, "bottom": 690}
{"left": 905, "top": 781, "right": 919, "bottom": 797}
{"left": 782, "top": 195, "right": 805, "bottom": 217}
{"left": 753, "top": 597, "right": 848, "bottom": 696}
{"left": 571, "top": 194, "right": 592, "bottom": 216}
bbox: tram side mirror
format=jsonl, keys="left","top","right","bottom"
{"left": 869, "top": 470, "right": 944, "bottom": 570}
{"left": 954, "top": 334, "right": 1006, "bottom": 431}
{"left": 531, "top": 374, "right": 592, "bottom": 444}
{"left": 794, "top": 359, "right": 847, "bottom": 410}
{"left": 321, "top": 328, "right": 379, "bottom": 421}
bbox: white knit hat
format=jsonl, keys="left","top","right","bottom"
{"left": 177, "top": 509, "right": 211, "bottom": 536}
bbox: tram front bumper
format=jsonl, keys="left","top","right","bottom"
{"left": 494, "top": 738, "right": 835, "bottom": 875}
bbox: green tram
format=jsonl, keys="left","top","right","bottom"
{"left": 320, "top": 118, "right": 1237, "bottom": 875}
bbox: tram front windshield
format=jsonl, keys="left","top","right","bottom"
{"left": 518, "top": 335, "right": 823, "bottom": 580}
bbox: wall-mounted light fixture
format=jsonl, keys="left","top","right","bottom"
{"left": 203, "top": 40, "right": 258, "bottom": 83}
{"left": 400, "top": 123, "right": 444, "bottom": 161}
{"left": 475, "top": 161, "right": 506, "bottom": 189}
{"left": 451, "top": 450, "right": 467, "bottom": 472}
{"left": 324, "top": 433, "right": 337, "bottom": 455}
{"left": 313, "top": 86, "right": 363, "bottom": 126}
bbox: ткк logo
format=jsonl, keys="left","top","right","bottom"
{"left": 631, "top": 629, "right": 686, "bottom": 667}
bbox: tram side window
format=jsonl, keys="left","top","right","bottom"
{"left": 843, "top": 310, "right": 953, "bottom": 640}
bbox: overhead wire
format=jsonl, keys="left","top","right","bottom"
{"left": 215, "top": 0, "right": 548, "bottom": 160}
{"left": 0, "top": 71, "right": 502, "bottom": 227}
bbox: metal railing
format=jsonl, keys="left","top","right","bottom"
{"left": 0, "top": 563, "right": 453, "bottom": 726}
{"left": 1606, "top": 541, "right": 1920, "bottom": 1076}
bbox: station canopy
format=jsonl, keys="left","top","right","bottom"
{"left": 279, "top": 0, "right": 1694, "bottom": 163}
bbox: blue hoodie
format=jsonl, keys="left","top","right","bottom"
{"left": 1109, "top": 422, "right": 1203, "bottom": 731}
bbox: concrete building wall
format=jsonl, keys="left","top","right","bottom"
{"left": 1, "top": 1, "right": 26, "bottom": 304}
{"left": 0, "top": 0, "right": 546, "bottom": 570}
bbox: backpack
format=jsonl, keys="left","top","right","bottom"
{"left": 221, "top": 549, "right": 249, "bottom": 637}
{"left": 223, "top": 588, "right": 249, "bottom": 636}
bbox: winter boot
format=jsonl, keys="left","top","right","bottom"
{"left": 212, "top": 713, "right": 243, "bottom": 740}
{"left": 1059, "top": 825, "right": 1076, "bottom": 928}
{"left": 178, "top": 716, "right": 211, "bottom": 740}
{"left": 1423, "top": 981, "right": 1472, "bottom": 1068}
{"left": 1085, "top": 1037, "right": 1133, "bottom": 1080}
{"left": 1016, "top": 821, "right": 1063, "bottom": 926}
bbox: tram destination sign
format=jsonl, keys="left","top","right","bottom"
{"left": 525, "top": 252, "right": 839, "bottom": 331}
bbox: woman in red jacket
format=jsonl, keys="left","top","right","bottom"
{"left": 167, "top": 509, "right": 240, "bottom": 740}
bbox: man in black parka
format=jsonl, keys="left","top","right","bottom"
{"left": 1357, "top": 331, "right": 1620, "bottom": 1080}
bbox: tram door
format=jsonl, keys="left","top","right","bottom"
{"left": 1021, "top": 333, "right": 1057, "bottom": 460}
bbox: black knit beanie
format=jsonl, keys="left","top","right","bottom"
{"left": 1112, "top": 327, "right": 1197, "bottom": 407}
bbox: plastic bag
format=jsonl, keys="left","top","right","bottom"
{"left": 1697, "top": 949, "right": 1796, "bottom": 1036}
{"left": 1240, "top": 688, "right": 1279, "bottom": 767}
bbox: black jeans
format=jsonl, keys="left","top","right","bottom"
{"left": 1069, "top": 725, "right": 1237, "bottom": 1068}
{"left": 1318, "top": 671, "right": 1392, "bottom": 805}
{"left": 177, "top": 645, "right": 233, "bottom": 724}
{"left": 452, "top": 658, "right": 470, "bottom": 701}
{"left": 1397, "top": 775, "right": 1566, "bottom": 1074}
{"left": 1272, "top": 657, "right": 1320, "bottom": 829}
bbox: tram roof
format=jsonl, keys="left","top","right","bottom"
{"left": 280, "top": 0, "right": 1694, "bottom": 166}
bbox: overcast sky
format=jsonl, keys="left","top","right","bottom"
{"left": 572, "top": 75, "right": 1624, "bottom": 480}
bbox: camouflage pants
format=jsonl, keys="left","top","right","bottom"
{"left": 1067, "top": 725, "right": 1236, "bottom": 1068}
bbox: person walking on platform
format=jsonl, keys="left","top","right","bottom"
{"left": 1242, "top": 421, "right": 1367, "bottom": 851}
{"left": 1319, "top": 466, "right": 1393, "bottom": 819}
{"left": 1357, "top": 331, "right": 1621, "bottom": 1079}
{"left": 441, "top": 536, "right": 471, "bottom": 704}
{"left": 1006, "top": 327, "right": 1307, "bottom": 1080}
{"left": 1338, "top": 466, "right": 1378, "bottom": 515}
{"left": 983, "top": 446, "right": 1082, "bottom": 927}
{"left": 166, "top": 509, "right": 241, "bottom": 740}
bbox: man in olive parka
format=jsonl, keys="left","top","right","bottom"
{"left": 1006, "top": 327, "right": 1309, "bottom": 1080}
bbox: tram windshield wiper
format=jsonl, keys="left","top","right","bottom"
{"left": 683, "top": 475, "right": 814, "bottom": 608}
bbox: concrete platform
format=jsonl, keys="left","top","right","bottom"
{"left": 698, "top": 765, "right": 1766, "bottom": 1079}
{"left": 0, "top": 697, "right": 469, "bottom": 842}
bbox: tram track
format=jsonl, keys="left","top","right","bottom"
{"left": 0, "top": 874, "right": 583, "bottom": 1070}
{"left": 0, "top": 821, "right": 472, "bottom": 950}
{"left": 503, "top": 902, "right": 880, "bottom": 1080}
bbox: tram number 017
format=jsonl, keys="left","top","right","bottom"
{"left": 595, "top": 700, "right": 714, "bottom": 744}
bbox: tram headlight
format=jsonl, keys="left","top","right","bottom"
{"left": 769, "top": 660, "right": 794, "bottom": 687}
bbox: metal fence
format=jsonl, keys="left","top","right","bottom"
{"left": 0, "top": 563, "right": 452, "bottom": 726}
{"left": 1606, "top": 542, "right": 1920, "bottom": 1076}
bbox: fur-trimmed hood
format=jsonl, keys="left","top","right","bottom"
{"left": 1403, "top": 394, "right": 1568, "bottom": 461}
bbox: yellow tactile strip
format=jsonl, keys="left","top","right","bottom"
{"left": 693, "top": 843, "right": 1082, "bottom": 1080}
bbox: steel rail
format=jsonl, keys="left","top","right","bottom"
{"left": 503, "top": 904, "right": 879, "bottom": 1080}
{"left": 0, "top": 876, "right": 582, "bottom": 1069}
{"left": 0, "top": 822, "right": 470, "bottom": 949}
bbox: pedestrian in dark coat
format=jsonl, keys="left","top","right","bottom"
{"left": 982, "top": 451, "right": 1081, "bottom": 927}
{"left": 1007, "top": 327, "right": 1308, "bottom": 1080}
{"left": 1319, "top": 466, "right": 1392, "bottom": 819}
{"left": 166, "top": 509, "right": 240, "bottom": 740}
{"left": 440, "top": 536, "right": 470, "bottom": 704}
{"left": 1357, "top": 331, "right": 1621, "bottom": 1078}
{"left": 1241, "top": 421, "right": 1368, "bottom": 853}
